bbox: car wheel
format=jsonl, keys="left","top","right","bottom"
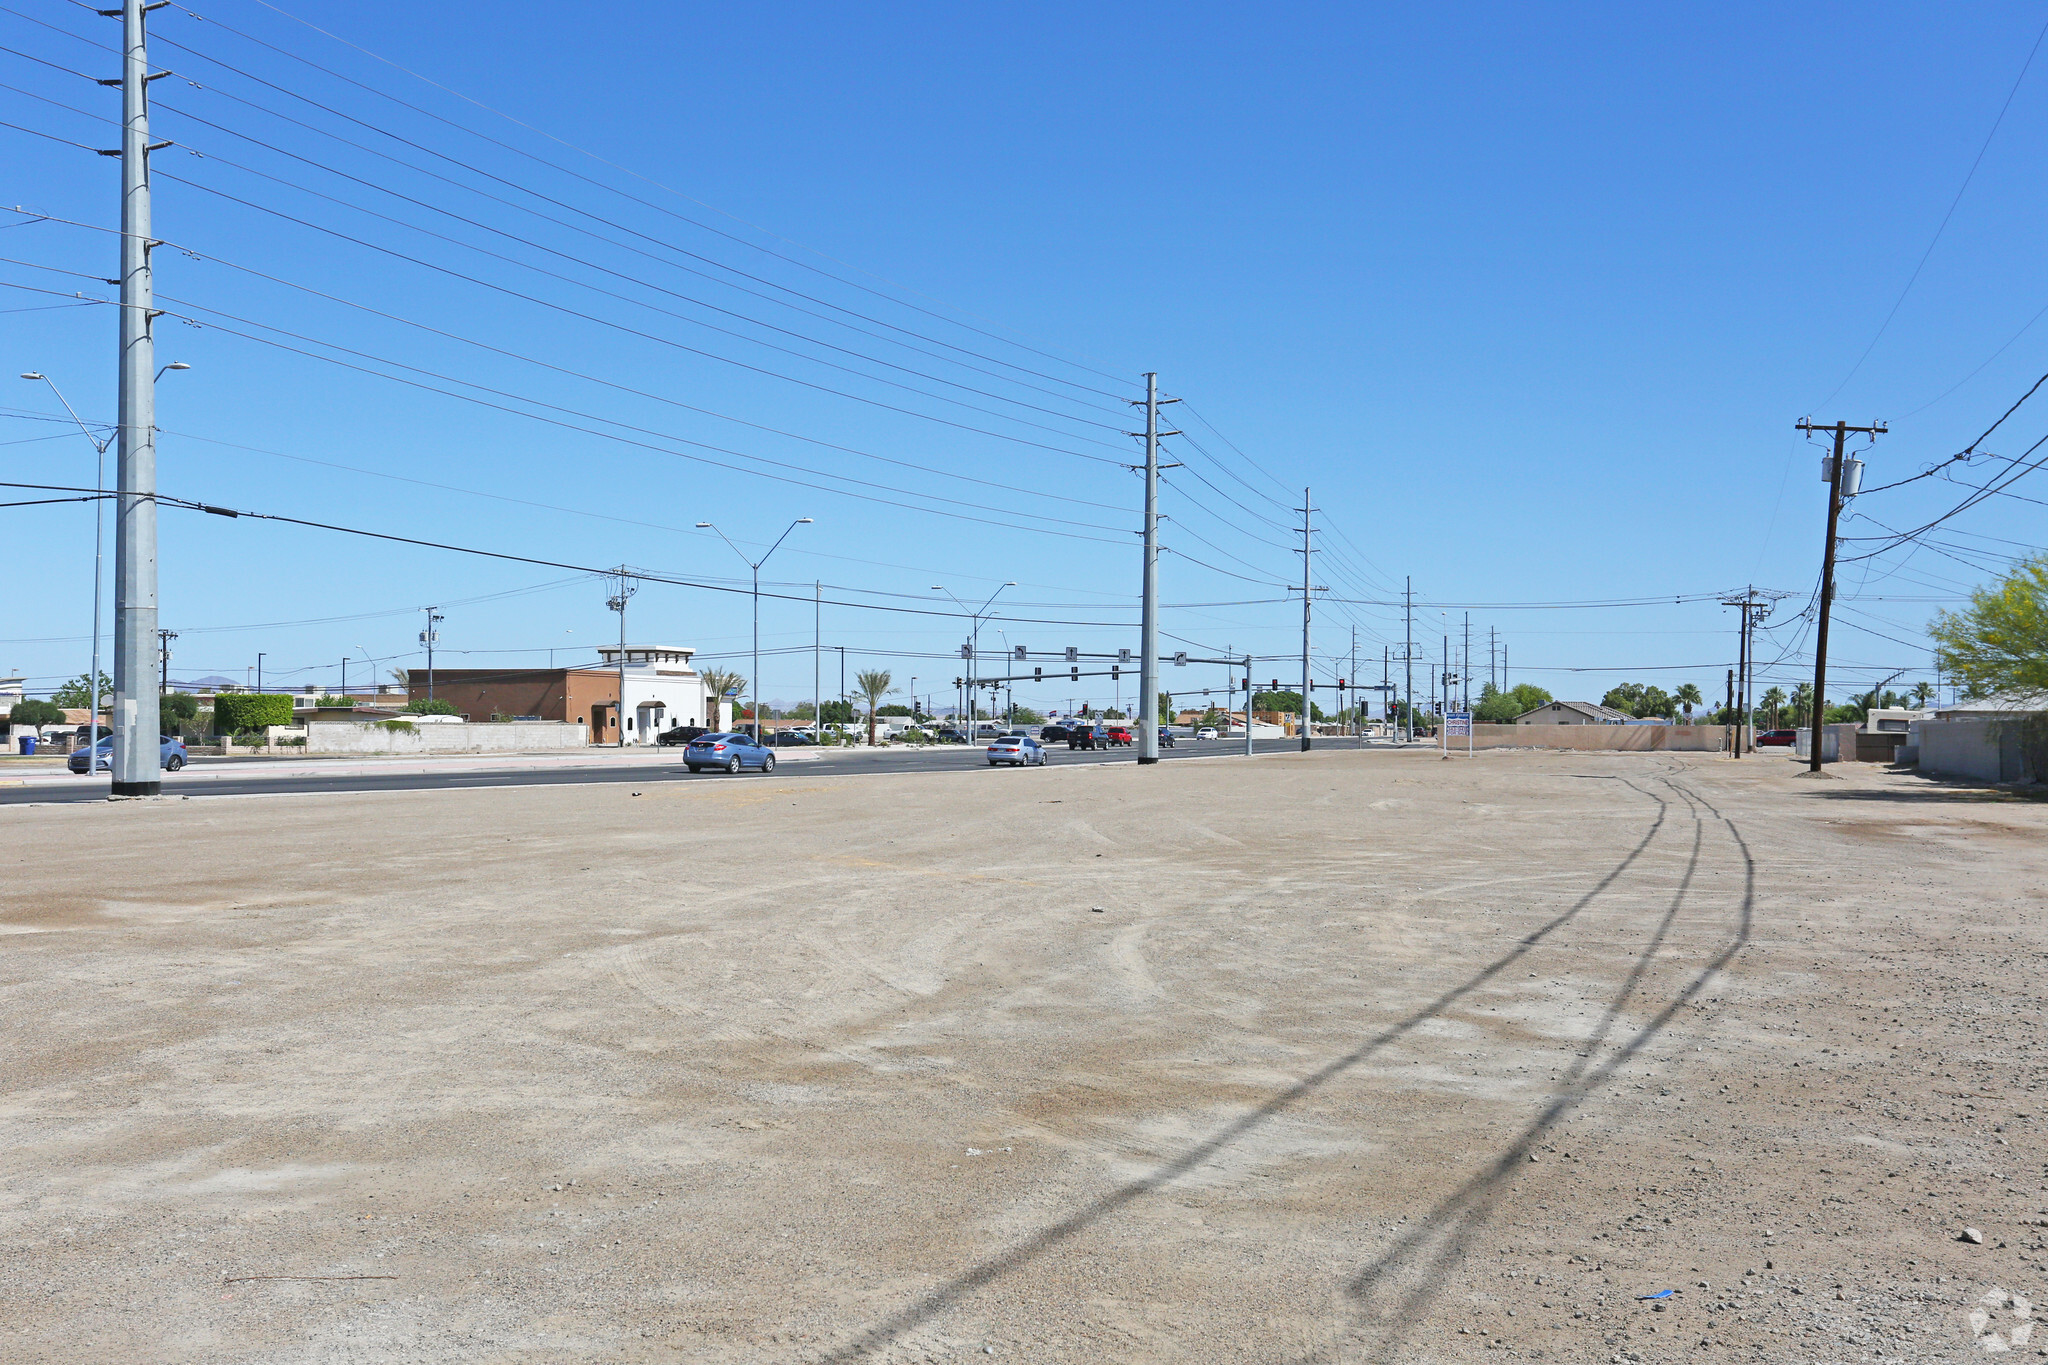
{"left": 686, "top": 765, "right": 702, "bottom": 773}
{"left": 166, "top": 754, "right": 185, "bottom": 771}
{"left": 761, "top": 754, "right": 775, "bottom": 773}
{"left": 725, "top": 757, "right": 741, "bottom": 775}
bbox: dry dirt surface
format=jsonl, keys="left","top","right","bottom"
{"left": 3, "top": 749, "right": 2045, "bottom": 1364}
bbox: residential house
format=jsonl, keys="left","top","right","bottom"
{"left": 1514, "top": 700, "right": 1634, "bottom": 725}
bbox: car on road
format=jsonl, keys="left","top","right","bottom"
{"left": 655, "top": 725, "right": 710, "bottom": 747}
{"left": 765, "top": 729, "right": 817, "bottom": 746}
{"left": 1756, "top": 729, "right": 1798, "bottom": 747}
{"left": 1104, "top": 726, "right": 1133, "bottom": 747}
{"left": 1195, "top": 727, "right": 1219, "bottom": 741}
{"left": 70, "top": 734, "right": 187, "bottom": 774}
{"left": 934, "top": 727, "right": 970, "bottom": 744}
{"left": 986, "top": 734, "right": 1045, "bottom": 767}
{"left": 1157, "top": 726, "right": 1176, "bottom": 748}
{"left": 682, "top": 731, "right": 777, "bottom": 774}
{"left": 1068, "top": 726, "right": 1104, "bottom": 750}
{"left": 1040, "top": 724, "right": 1070, "bottom": 743}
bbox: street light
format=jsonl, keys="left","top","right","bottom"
{"left": 932, "top": 582, "right": 1015, "bottom": 734}
{"left": 21, "top": 372, "right": 115, "bottom": 761}
{"left": 21, "top": 366, "right": 190, "bottom": 771}
{"left": 697, "top": 517, "right": 812, "bottom": 740}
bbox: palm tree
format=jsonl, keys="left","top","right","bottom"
{"left": 1910, "top": 680, "right": 1935, "bottom": 709}
{"left": 1761, "top": 686, "right": 1787, "bottom": 729}
{"left": 1674, "top": 682, "right": 1702, "bottom": 725}
{"left": 1789, "top": 682, "right": 1813, "bottom": 728}
{"left": 698, "top": 668, "right": 746, "bottom": 731}
{"left": 855, "top": 669, "right": 893, "bottom": 746}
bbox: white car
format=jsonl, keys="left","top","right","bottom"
{"left": 1195, "top": 727, "right": 1219, "bottom": 741}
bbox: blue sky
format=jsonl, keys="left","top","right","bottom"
{"left": 5, "top": 2, "right": 2045, "bottom": 715}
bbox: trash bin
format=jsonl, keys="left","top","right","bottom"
{"left": 17, "top": 735, "right": 34, "bottom": 755}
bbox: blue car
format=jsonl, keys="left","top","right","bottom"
{"left": 69, "top": 734, "right": 187, "bottom": 774}
{"left": 683, "top": 731, "right": 777, "bottom": 774}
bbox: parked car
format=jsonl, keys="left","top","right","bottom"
{"left": 765, "top": 729, "right": 816, "bottom": 746}
{"left": 1105, "top": 725, "right": 1133, "bottom": 746}
{"left": 1756, "top": 729, "right": 1798, "bottom": 747}
{"left": 1157, "top": 726, "right": 1176, "bottom": 748}
{"left": 1040, "top": 724, "right": 1070, "bottom": 743}
{"left": 682, "top": 731, "right": 776, "bottom": 774}
{"left": 655, "top": 725, "right": 710, "bottom": 747}
{"left": 934, "top": 727, "right": 970, "bottom": 744}
{"left": 1195, "top": 727, "right": 1219, "bottom": 741}
{"left": 69, "top": 734, "right": 187, "bottom": 774}
{"left": 986, "top": 734, "right": 1045, "bottom": 767}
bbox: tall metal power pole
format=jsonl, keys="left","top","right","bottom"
{"left": 1298, "top": 486, "right": 1314, "bottom": 752}
{"left": 1462, "top": 613, "right": 1471, "bottom": 711}
{"left": 157, "top": 627, "right": 174, "bottom": 695}
{"left": 814, "top": 582, "right": 821, "bottom": 734}
{"left": 420, "top": 606, "right": 444, "bottom": 702}
{"left": 1403, "top": 576, "right": 1415, "bottom": 743}
{"left": 108, "top": 0, "right": 167, "bottom": 795}
{"left": 1795, "top": 419, "right": 1883, "bottom": 773}
{"left": 1131, "top": 374, "right": 1177, "bottom": 765}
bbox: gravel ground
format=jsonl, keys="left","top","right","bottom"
{"left": 2, "top": 748, "right": 2044, "bottom": 1363}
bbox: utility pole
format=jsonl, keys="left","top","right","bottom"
{"left": 256, "top": 652, "right": 265, "bottom": 695}
{"left": 1130, "top": 373, "right": 1178, "bottom": 765}
{"left": 1349, "top": 625, "right": 1357, "bottom": 739}
{"left": 1244, "top": 653, "right": 1254, "bottom": 758}
{"left": 157, "top": 627, "right": 174, "bottom": 695}
{"left": 420, "top": 606, "right": 444, "bottom": 703}
{"left": 1298, "top": 486, "right": 1316, "bottom": 751}
{"left": 1381, "top": 644, "right": 1389, "bottom": 741}
{"left": 1403, "top": 576, "right": 1414, "bottom": 744}
{"left": 1795, "top": 419, "right": 1882, "bottom": 773}
{"left": 107, "top": 0, "right": 167, "bottom": 795}
{"left": 814, "top": 582, "right": 821, "bottom": 733}
{"left": 606, "top": 572, "right": 634, "bottom": 746}
{"left": 1462, "top": 613, "right": 1471, "bottom": 711}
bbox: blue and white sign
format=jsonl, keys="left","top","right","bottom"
{"left": 1447, "top": 711, "right": 1472, "bottom": 737}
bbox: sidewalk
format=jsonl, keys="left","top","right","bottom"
{"left": 0, "top": 743, "right": 836, "bottom": 789}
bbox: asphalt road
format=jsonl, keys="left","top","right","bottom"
{"left": 0, "top": 737, "right": 1382, "bottom": 805}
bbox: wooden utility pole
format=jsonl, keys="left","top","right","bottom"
{"left": 1795, "top": 419, "right": 1885, "bottom": 773}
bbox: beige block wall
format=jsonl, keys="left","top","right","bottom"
{"left": 1454, "top": 724, "right": 1738, "bottom": 752}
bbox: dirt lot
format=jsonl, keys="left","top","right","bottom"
{"left": 3, "top": 748, "right": 2045, "bottom": 1363}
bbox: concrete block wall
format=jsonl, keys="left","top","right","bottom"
{"left": 305, "top": 721, "right": 591, "bottom": 755}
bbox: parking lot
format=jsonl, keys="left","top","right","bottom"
{"left": 3, "top": 747, "right": 2044, "bottom": 1362}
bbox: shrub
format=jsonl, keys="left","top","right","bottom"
{"left": 402, "top": 698, "right": 458, "bottom": 715}
{"left": 213, "top": 693, "right": 294, "bottom": 732}
{"left": 159, "top": 692, "right": 199, "bottom": 732}
{"left": 313, "top": 695, "right": 355, "bottom": 709}
{"left": 377, "top": 719, "right": 417, "bottom": 734}
{"left": 9, "top": 699, "right": 66, "bottom": 728}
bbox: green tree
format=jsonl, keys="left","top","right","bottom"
{"left": 855, "top": 669, "right": 893, "bottom": 746}
{"left": 1674, "top": 683, "right": 1704, "bottom": 724}
{"left": 876, "top": 703, "right": 912, "bottom": 717}
{"left": 816, "top": 699, "right": 854, "bottom": 726}
{"left": 50, "top": 671, "right": 113, "bottom": 709}
{"left": 1788, "top": 682, "right": 1814, "bottom": 728}
{"left": 1157, "top": 691, "right": 1175, "bottom": 725}
{"left": 1759, "top": 686, "right": 1786, "bottom": 729}
{"left": 1931, "top": 552, "right": 2048, "bottom": 699}
{"left": 402, "top": 697, "right": 459, "bottom": 716}
{"left": 8, "top": 699, "right": 66, "bottom": 728}
{"left": 1473, "top": 682, "right": 1553, "bottom": 724}
{"left": 1010, "top": 706, "right": 1045, "bottom": 724}
{"left": 1930, "top": 553, "right": 2048, "bottom": 777}
{"left": 697, "top": 668, "right": 746, "bottom": 724}
{"left": 1910, "top": 680, "right": 1936, "bottom": 708}
{"left": 1600, "top": 682, "right": 1675, "bottom": 719}
{"left": 160, "top": 691, "right": 199, "bottom": 734}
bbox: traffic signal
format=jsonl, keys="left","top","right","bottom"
{"left": 1110, "top": 665, "right": 1120, "bottom": 680}
{"left": 1081, "top": 702, "right": 1090, "bottom": 716}
{"left": 1070, "top": 666, "right": 1079, "bottom": 681}
{"left": 1338, "top": 678, "right": 1346, "bottom": 688}
{"left": 1271, "top": 679, "right": 1279, "bottom": 691}
{"left": 1034, "top": 667, "right": 1043, "bottom": 681}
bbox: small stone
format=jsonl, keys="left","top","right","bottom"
{"left": 1090, "top": 907, "right": 1104, "bottom": 913}
{"left": 1528, "top": 1153, "right": 1540, "bottom": 1162}
{"left": 1962, "top": 1227, "right": 1985, "bottom": 1244}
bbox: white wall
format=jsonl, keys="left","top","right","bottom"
{"left": 306, "top": 721, "right": 590, "bottom": 754}
{"left": 1916, "top": 718, "right": 2028, "bottom": 784}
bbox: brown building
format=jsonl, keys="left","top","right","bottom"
{"left": 407, "top": 666, "right": 615, "bottom": 734}
{"left": 408, "top": 647, "right": 716, "bottom": 744}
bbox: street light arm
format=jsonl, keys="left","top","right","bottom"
{"left": 758, "top": 515, "right": 813, "bottom": 568}
{"left": 23, "top": 374, "right": 109, "bottom": 454}
{"left": 696, "top": 520, "right": 754, "bottom": 569}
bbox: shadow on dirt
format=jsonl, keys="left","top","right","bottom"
{"left": 821, "top": 775, "right": 1746, "bottom": 1362}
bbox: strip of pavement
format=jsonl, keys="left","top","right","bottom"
{"left": 0, "top": 738, "right": 1399, "bottom": 805}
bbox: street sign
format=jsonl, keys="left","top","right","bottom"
{"left": 1117, "top": 648, "right": 1131, "bottom": 663}
{"left": 1064, "top": 646, "right": 1079, "bottom": 662}
{"left": 1013, "top": 645, "right": 1027, "bottom": 660}
{"left": 1447, "top": 711, "right": 1472, "bottom": 736}
{"left": 959, "top": 644, "right": 971, "bottom": 658}
{"left": 1173, "top": 651, "right": 1187, "bottom": 666}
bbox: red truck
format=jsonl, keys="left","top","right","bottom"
{"left": 1105, "top": 726, "right": 1133, "bottom": 747}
